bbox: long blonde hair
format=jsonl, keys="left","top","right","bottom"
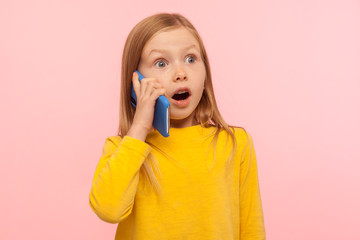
{"left": 117, "top": 13, "right": 243, "bottom": 196}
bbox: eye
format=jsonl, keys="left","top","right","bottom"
{"left": 155, "top": 59, "right": 167, "bottom": 68}
{"left": 185, "top": 55, "right": 196, "bottom": 64}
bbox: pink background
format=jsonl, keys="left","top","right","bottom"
{"left": 1, "top": 0, "right": 359, "bottom": 239}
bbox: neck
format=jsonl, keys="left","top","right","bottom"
{"left": 170, "top": 112, "right": 197, "bottom": 128}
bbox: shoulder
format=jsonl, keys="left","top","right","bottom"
{"left": 228, "top": 126, "right": 254, "bottom": 150}
{"left": 212, "top": 125, "right": 252, "bottom": 142}
{"left": 229, "top": 126, "right": 251, "bottom": 141}
{"left": 102, "top": 135, "right": 123, "bottom": 150}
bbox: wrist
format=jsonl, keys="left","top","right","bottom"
{"left": 126, "top": 124, "right": 149, "bottom": 142}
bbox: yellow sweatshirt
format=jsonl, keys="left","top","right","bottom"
{"left": 89, "top": 125, "right": 266, "bottom": 240}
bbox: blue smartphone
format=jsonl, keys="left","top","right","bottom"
{"left": 131, "top": 70, "right": 170, "bottom": 137}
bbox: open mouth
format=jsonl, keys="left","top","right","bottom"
{"left": 172, "top": 90, "right": 190, "bottom": 101}
{"left": 171, "top": 88, "right": 190, "bottom": 101}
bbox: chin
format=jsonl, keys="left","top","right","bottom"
{"left": 169, "top": 110, "right": 194, "bottom": 121}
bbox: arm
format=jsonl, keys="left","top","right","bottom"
{"left": 89, "top": 135, "right": 151, "bottom": 223}
{"left": 239, "top": 132, "right": 266, "bottom": 239}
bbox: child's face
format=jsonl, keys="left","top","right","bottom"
{"left": 137, "top": 27, "right": 206, "bottom": 128}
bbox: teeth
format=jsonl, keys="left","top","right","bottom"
{"left": 176, "top": 90, "right": 187, "bottom": 94}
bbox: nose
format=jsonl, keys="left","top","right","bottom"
{"left": 173, "top": 67, "right": 187, "bottom": 82}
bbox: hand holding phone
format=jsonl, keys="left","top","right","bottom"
{"left": 131, "top": 70, "right": 170, "bottom": 137}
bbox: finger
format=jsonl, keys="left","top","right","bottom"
{"left": 150, "top": 88, "right": 166, "bottom": 100}
{"left": 138, "top": 77, "right": 163, "bottom": 98}
{"left": 152, "top": 82, "right": 163, "bottom": 89}
{"left": 143, "top": 81, "right": 156, "bottom": 98}
{"left": 132, "top": 72, "right": 141, "bottom": 97}
{"left": 141, "top": 78, "right": 162, "bottom": 87}
{"left": 145, "top": 81, "right": 162, "bottom": 89}
{"left": 141, "top": 79, "right": 161, "bottom": 96}
{"left": 139, "top": 78, "right": 151, "bottom": 97}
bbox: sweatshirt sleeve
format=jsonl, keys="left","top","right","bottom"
{"left": 89, "top": 135, "right": 152, "bottom": 223}
{"left": 239, "top": 131, "right": 266, "bottom": 239}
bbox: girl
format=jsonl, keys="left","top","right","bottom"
{"left": 89, "top": 13, "right": 266, "bottom": 240}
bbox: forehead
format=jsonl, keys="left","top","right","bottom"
{"left": 142, "top": 27, "right": 200, "bottom": 55}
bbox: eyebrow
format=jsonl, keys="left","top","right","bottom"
{"left": 148, "top": 44, "right": 199, "bottom": 57}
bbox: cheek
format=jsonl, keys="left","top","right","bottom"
{"left": 156, "top": 73, "right": 172, "bottom": 88}
{"left": 157, "top": 79, "right": 168, "bottom": 89}
{"left": 195, "top": 65, "right": 206, "bottom": 88}
{"left": 193, "top": 81, "right": 205, "bottom": 98}
{"left": 196, "top": 72, "right": 206, "bottom": 91}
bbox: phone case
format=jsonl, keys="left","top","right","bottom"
{"left": 131, "top": 70, "right": 170, "bottom": 137}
